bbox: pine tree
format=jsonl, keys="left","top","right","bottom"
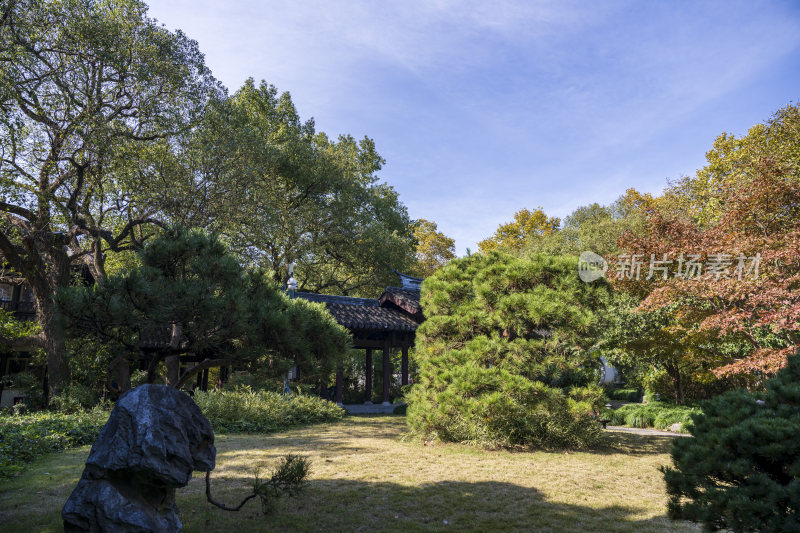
{"left": 406, "top": 251, "right": 610, "bottom": 448}
{"left": 663, "top": 351, "right": 800, "bottom": 531}
{"left": 57, "top": 228, "right": 350, "bottom": 391}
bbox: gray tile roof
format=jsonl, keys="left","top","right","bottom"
{"left": 296, "top": 290, "right": 422, "bottom": 332}
{"left": 379, "top": 287, "right": 422, "bottom": 315}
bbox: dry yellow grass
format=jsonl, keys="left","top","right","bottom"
{"left": 0, "top": 415, "right": 699, "bottom": 532}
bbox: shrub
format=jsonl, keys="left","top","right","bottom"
{"left": 607, "top": 402, "right": 700, "bottom": 431}
{"left": 3, "top": 371, "right": 45, "bottom": 409}
{"left": 0, "top": 407, "right": 109, "bottom": 478}
{"left": 49, "top": 383, "right": 99, "bottom": 413}
{"left": 192, "top": 386, "right": 345, "bottom": 433}
{"left": 662, "top": 352, "right": 800, "bottom": 531}
{"left": 407, "top": 252, "right": 610, "bottom": 449}
{"left": 606, "top": 388, "right": 641, "bottom": 402}
{"left": 643, "top": 368, "right": 744, "bottom": 403}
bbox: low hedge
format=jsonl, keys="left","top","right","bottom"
{"left": 0, "top": 386, "right": 346, "bottom": 478}
{"left": 0, "top": 407, "right": 109, "bottom": 478}
{"left": 192, "top": 386, "right": 346, "bottom": 433}
{"left": 607, "top": 402, "right": 701, "bottom": 432}
{"left": 606, "top": 388, "right": 641, "bottom": 402}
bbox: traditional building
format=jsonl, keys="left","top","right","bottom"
{"left": 0, "top": 276, "right": 38, "bottom": 406}
{"left": 296, "top": 271, "right": 424, "bottom": 410}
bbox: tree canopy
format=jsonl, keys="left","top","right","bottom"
{"left": 410, "top": 218, "right": 455, "bottom": 278}
{"left": 0, "top": 0, "right": 217, "bottom": 393}
{"left": 478, "top": 208, "right": 560, "bottom": 254}
{"left": 614, "top": 104, "right": 800, "bottom": 379}
{"left": 164, "top": 79, "right": 416, "bottom": 296}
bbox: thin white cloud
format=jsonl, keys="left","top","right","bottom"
{"left": 145, "top": 0, "right": 800, "bottom": 254}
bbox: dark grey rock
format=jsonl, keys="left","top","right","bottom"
{"left": 62, "top": 384, "right": 216, "bottom": 532}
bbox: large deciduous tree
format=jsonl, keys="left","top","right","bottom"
{"left": 163, "top": 79, "right": 415, "bottom": 296}
{"left": 478, "top": 207, "right": 560, "bottom": 254}
{"left": 411, "top": 218, "right": 455, "bottom": 278}
{"left": 615, "top": 104, "right": 800, "bottom": 381}
{"left": 0, "top": 0, "right": 216, "bottom": 394}
{"left": 522, "top": 194, "right": 646, "bottom": 258}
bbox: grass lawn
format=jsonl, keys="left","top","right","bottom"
{"left": 0, "top": 415, "right": 698, "bottom": 532}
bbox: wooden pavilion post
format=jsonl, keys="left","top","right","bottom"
{"left": 382, "top": 338, "right": 391, "bottom": 405}
{"left": 401, "top": 345, "right": 409, "bottom": 386}
{"left": 364, "top": 348, "right": 373, "bottom": 404}
{"left": 201, "top": 368, "right": 209, "bottom": 391}
{"left": 335, "top": 364, "right": 343, "bottom": 405}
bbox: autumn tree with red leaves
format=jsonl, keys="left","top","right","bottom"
{"left": 614, "top": 104, "right": 800, "bottom": 383}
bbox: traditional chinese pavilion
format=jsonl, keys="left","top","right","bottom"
{"left": 296, "top": 271, "right": 424, "bottom": 409}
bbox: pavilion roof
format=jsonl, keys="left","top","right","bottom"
{"left": 296, "top": 288, "right": 422, "bottom": 333}
{"left": 378, "top": 287, "right": 422, "bottom": 316}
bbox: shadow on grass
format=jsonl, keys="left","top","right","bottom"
{"left": 589, "top": 432, "right": 677, "bottom": 456}
{"left": 216, "top": 418, "right": 678, "bottom": 459}
{"left": 185, "top": 478, "right": 694, "bottom": 533}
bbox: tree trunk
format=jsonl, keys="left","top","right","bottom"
{"left": 165, "top": 323, "right": 182, "bottom": 387}
{"left": 667, "top": 364, "right": 684, "bottom": 405}
{"left": 109, "top": 355, "right": 131, "bottom": 395}
{"left": 37, "top": 291, "right": 69, "bottom": 399}
{"left": 165, "top": 356, "right": 179, "bottom": 386}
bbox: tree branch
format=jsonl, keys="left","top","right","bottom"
{"left": 0, "top": 201, "right": 35, "bottom": 222}
{"left": 205, "top": 470, "right": 257, "bottom": 512}
{"left": 174, "top": 358, "right": 231, "bottom": 389}
{"left": 0, "top": 330, "right": 44, "bottom": 350}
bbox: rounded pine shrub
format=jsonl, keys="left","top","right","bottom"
{"left": 662, "top": 351, "right": 800, "bottom": 531}
{"left": 406, "top": 252, "right": 610, "bottom": 449}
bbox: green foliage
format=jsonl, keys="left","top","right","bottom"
{"left": 48, "top": 384, "right": 99, "bottom": 413}
{"left": 607, "top": 402, "right": 700, "bottom": 431}
{"left": 0, "top": 308, "right": 39, "bottom": 340}
{"left": 598, "top": 292, "right": 735, "bottom": 404}
{"left": 2, "top": 371, "right": 45, "bottom": 410}
{"left": 669, "top": 102, "right": 800, "bottom": 227}
{"left": 478, "top": 208, "right": 560, "bottom": 253}
{"left": 0, "top": 0, "right": 218, "bottom": 394}
{"left": 407, "top": 252, "right": 610, "bottom": 449}
{"left": 662, "top": 352, "right": 800, "bottom": 531}
{"left": 252, "top": 454, "right": 311, "bottom": 514}
{"left": 640, "top": 367, "right": 746, "bottom": 403}
{"left": 411, "top": 218, "right": 456, "bottom": 278}
{"left": 192, "top": 386, "right": 345, "bottom": 434}
{"left": 65, "top": 339, "right": 116, "bottom": 397}
{"left": 0, "top": 408, "right": 109, "bottom": 478}
{"left": 58, "top": 227, "right": 351, "bottom": 386}
{"left": 169, "top": 79, "right": 416, "bottom": 296}
{"left": 606, "top": 388, "right": 642, "bottom": 402}
{"left": 523, "top": 198, "right": 644, "bottom": 258}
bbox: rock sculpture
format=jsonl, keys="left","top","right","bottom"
{"left": 62, "top": 384, "right": 216, "bottom": 532}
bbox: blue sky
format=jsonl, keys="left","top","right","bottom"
{"left": 145, "top": 0, "right": 800, "bottom": 254}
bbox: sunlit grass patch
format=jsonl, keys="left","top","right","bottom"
{"left": 1, "top": 415, "right": 699, "bottom": 532}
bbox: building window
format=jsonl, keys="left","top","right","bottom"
{"left": 20, "top": 287, "right": 34, "bottom": 302}
{"left": 0, "top": 284, "right": 12, "bottom": 302}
